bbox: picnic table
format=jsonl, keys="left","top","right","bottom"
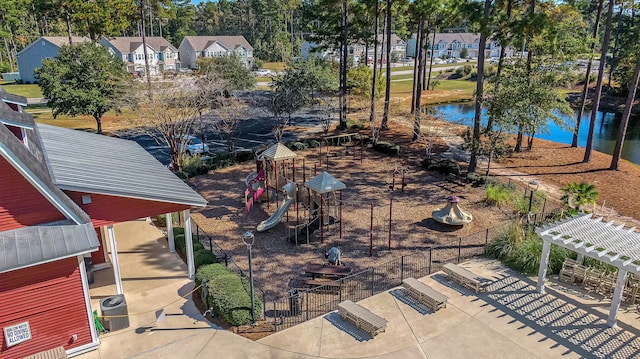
{"left": 304, "top": 264, "right": 351, "bottom": 279}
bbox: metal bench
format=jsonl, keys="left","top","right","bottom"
{"left": 402, "top": 277, "right": 448, "bottom": 312}
{"left": 443, "top": 263, "right": 489, "bottom": 293}
{"left": 338, "top": 300, "right": 388, "bottom": 337}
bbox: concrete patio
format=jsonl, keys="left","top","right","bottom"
{"left": 77, "top": 220, "right": 640, "bottom": 358}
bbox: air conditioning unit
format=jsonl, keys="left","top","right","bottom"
{"left": 100, "top": 295, "right": 129, "bottom": 331}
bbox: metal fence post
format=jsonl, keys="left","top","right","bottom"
{"left": 428, "top": 248, "right": 432, "bottom": 274}
{"left": 457, "top": 237, "right": 462, "bottom": 263}
{"left": 400, "top": 256, "right": 405, "bottom": 283}
{"left": 485, "top": 228, "right": 489, "bottom": 245}
{"left": 209, "top": 237, "right": 213, "bottom": 254}
{"left": 370, "top": 269, "right": 375, "bottom": 296}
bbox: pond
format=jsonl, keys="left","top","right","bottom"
{"left": 432, "top": 103, "right": 640, "bottom": 165}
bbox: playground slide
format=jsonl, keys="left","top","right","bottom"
{"left": 257, "top": 196, "right": 295, "bottom": 232}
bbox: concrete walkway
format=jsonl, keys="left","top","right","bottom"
{"left": 77, "top": 220, "right": 640, "bottom": 358}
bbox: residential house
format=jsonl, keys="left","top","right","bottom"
{"left": 302, "top": 34, "right": 407, "bottom": 64}
{"left": 100, "top": 37, "right": 180, "bottom": 75}
{"left": 0, "top": 86, "right": 206, "bottom": 358}
{"left": 16, "top": 37, "right": 91, "bottom": 83}
{"left": 178, "top": 36, "right": 254, "bottom": 69}
{"left": 406, "top": 32, "right": 505, "bottom": 59}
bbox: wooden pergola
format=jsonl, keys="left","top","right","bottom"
{"left": 536, "top": 213, "right": 640, "bottom": 328}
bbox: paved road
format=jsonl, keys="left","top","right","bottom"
{"left": 117, "top": 91, "right": 332, "bottom": 165}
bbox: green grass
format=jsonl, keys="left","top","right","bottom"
{"left": 389, "top": 62, "right": 460, "bottom": 72}
{"left": 391, "top": 78, "right": 476, "bottom": 95}
{"left": 261, "top": 62, "right": 287, "bottom": 71}
{"left": 255, "top": 76, "right": 273, "bottom": 83}
{"left": 1, "top": 83, "right": 43, "bottom": 98}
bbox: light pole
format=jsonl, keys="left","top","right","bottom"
{"left": 241, "top": 231, "right": 256, "bottom": 324}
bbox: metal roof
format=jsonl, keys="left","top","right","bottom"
{"left": 39, "top": 124, "right": 207, "bottom": 207}
{"left": 537, "top": 213, "right": 640, "bottom": 275}
{"left": 259, "top": 142, "right": 298, "bottom": 161}
{"left": 305, "top": 172, "right": 346, "bottom": 194}
{"left": 0, "top": 221, "right": 99, "bottom": 273}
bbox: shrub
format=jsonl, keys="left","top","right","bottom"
{"left": 484, "top": 183, "right": 514, "bottom": 207}
{"left": 486, "top": 222, "right": 572, "bottom": 275}
{"left": 372, "top": 141, "right": 400, "bottom": 156}
{"left": 235, "top": 150, "right": 254, "bottom": 163}
{"left": 420, "top": 158, "right": 460, "bottom": 175}
{"left": 307, "top": 139, "right": 321, "bottom": 148}
{"left": 193, "top": 241, "right": 205, "bottom": 252}
{"left": 346, "top": 118, "right": 365, "bottom": 129}
{"left": 196, "top": 264, "right": 263, "bottom": 326}
{"left": 194, "top": 249, "right": 218, "bottom": 268}
{"left": 291, "top": 142, "right": 308, "bottom": 151}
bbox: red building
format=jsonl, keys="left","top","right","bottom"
{"left": 0, "top": 87, "right": 206, "bottom": 358}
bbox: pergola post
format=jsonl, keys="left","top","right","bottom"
{"left": 607, "top": 269, "right": 628, "bottom": 328}
{"left": 107, "top": 225, "right": 123, "bottom": 295}
{"left": 536, "top": 240, "right": 552, "bottom": 293}
{"left": 166, "top": 213, "right": 175, "bottom": 253}
{"left": 184, "top": 209, "right": 195, "bottom": 279}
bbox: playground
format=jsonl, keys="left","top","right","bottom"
{"left": 189, "top": 142, "right": 512, "bottom": 299}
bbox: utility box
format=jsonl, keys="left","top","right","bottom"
{"left": 100, "top": 295, "right": 129, "bottom": 331}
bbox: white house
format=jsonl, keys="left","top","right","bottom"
{"left": 302, "top": 34, "right": 407, "bottom": 65}
{"left": 100, "top": 37, "right": 179, "bottom": 75}
{"left": 406, "top": 32, "right": 506, "bottom": 59}
{"left": 178, "top": 36, "right": 254, "bottom": 69}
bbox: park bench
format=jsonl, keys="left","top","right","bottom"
{"left": 338, "top": 300, "right": 388, "bottom": 337}
{"left": 443, "top": 263, "right": 489, "bottom": 293}
{"left": 402, "top": 277, "right": 448, "bottom": 312}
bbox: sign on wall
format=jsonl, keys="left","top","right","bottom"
{"left": 4, "top": 321, "right": 32, "bottom": 347}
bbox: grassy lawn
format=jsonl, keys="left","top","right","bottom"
{"left": 389, "top": 62, "right": 464, "bottom": 72}
{"left": 255, "top": 76, "right": 274, "bottom": 83}
{"left": 390, "top": 78, "right": 476, "bottom": 105}
{"left": 1, "top": 82, "right": 43, "bottom": 98}
{"left": 27, "top": 107, "right": 140, "bottom": 133}
{"left": 261, "top": 62, "right": 287, "bottom": 71}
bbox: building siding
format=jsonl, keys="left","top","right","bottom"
{"left": 65, "top": 191, "right": 189, "bottom": 228}
{"left": 0, "top": 257, "right": 92, "bottom": 359}
{"left": 16, "top": 40, "right": 62, "bottom": 84}
{"left": 0, "top": 157, "right": 65, "bottom": 231}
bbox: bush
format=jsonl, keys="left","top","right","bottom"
{"left": 196, "top": 264, "right": 263, "bottom": 326}
{"left": 486, "top": 222, "right": 572, "bottom": 275}
{"left": 484, "top": 183, "right": 514, "bottom": 207}
{"left": 455, "top": 64, "right": 473, "bottom": 78}
{"left": 307, "top": 139, "right": 321, "bottom": 148}
{"left": 372, "top": 141, "right": 400, "bottom": 156}
{"left": 346, "top": 118, "right": 365, "bottom": 129}
{"left": 235, "top": 150, "right": 254, "bottom": 163}
{"left": 194, "top": 249, "right": 218, "bottom": 268}
{"left": 291, "top": 142, "right": 309, "bottom": 151}
{"left": 420, "top": 158, "right": 460, "bottom": 175}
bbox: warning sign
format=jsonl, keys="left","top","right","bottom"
{"left": 4, "top": 321, "right": 32, "bottom": 347}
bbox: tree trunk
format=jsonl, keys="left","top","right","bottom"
{"left": 572, "top": 0, "right": 604, "bottom": 148}
{"left": 413, "top": 17, "right": 425, "bottom": 141}
{"left": 426, "top": 29, "right": 436, "bottom": 91}
{"left": 610, "top": 53, "right": 640, "bottom": 170}
{"left": 65, "top": 10, "right": 73, "bottom": 45}
{"left": 583, "top": 0, "right": 615, "bottom": 163}
{"left": 140, "top": 1, "right": 152, "bottom": 94}
{"left": 486, "top": 0, "right": 512, "bottom": 132}
{"left": 468, "top": 0, "right": 491, "bottom": 174}
{"left": 411, "top": 19, "right": 423, "bottom": 115}
{"left": 514, "top": 129, "right": 523, "bottom": 152}
{"left": 381, "top": 0, "right": 392, "bottom": 130}
{"left": 608, "top": 1, "right": 624, "bottom": 89}
{"left": 369, "top": 0, "right": 380, "bottom": 123}
{"left": 94, "top": 115, "right": 103, "bottom": 135}
{"left": 339, "top": 0, "right": 348, "bottom": 130}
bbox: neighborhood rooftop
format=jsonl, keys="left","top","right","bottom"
{"left": 103, "top": 36, "right": 177, "bottom": 53}
{"left": 39, "top": 124, "right": 207, "bottom": 207}
{"left": 182, "top": 35, "right": 253, "bottom": 51}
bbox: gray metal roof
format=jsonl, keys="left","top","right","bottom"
{"left": 305, "top": 172, "right": 346, "bottom": 194}
{"left": 39, "top": 124, "right": 207, "bottom": 207}
{"left": 0, "top": 221, "right": 99, "bottom": 273}
{"left": 259, "top": 142, "right": 298, "bottom": 161}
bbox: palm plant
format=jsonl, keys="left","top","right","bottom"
{"left": 560, "top": 182, "right": 599, "bottom": 212}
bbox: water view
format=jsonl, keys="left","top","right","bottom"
{"left": 432, "top": 103, "right": 640, "bottom": 166}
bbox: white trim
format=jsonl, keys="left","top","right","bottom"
{"left": 167, "top": 213, "right": 175, "bottom": 253}
{"left": 0, "top": 119, "right": 34, "bottom": 130}
{"left": 107, "top": 225, "right": 124, "bottom": 295}
{"left": 100, "top": 226, "right": 109, "bottom": 266}
{"left": 77, "top": 255, "right": 99, "bottom": 345}
{"left": 57, "top": 184, "right": 206, "bottom": 208}
{"left": 1, "top": 98, "right": 28, "bottom": 107}
{"left": 0, "top": 143, "right": 84, "bottom": 224}
{"left": 66, "top": 340, "right": 100, "bottom": 357}
{"left": 184, "top": 210, "right": 195, "bottom": 279}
